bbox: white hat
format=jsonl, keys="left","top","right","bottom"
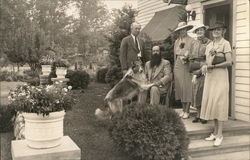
{"left": 174, "top": 22, "right": 193, "bottom": 32}
{"left": 192, "top": 24, "right": 209, "bottom": 33}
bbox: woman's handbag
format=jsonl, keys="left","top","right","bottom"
{"left": 189, "top": 56, "right": 205, "bottom": 72}
{"left": 189, "top": 60, "right": 201, "bottom": 72}
{"left": 212, "top": 52, "right": 226, "bottom": 65}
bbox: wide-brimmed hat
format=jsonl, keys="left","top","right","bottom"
{"left": 208, "top": 21, "right": 227, "bottom": 31}
{"left": 192, "top": 24, "right": 209, "bottom": 33}
{"left": 174, "top": 22, "right": 193, "bottom": 32}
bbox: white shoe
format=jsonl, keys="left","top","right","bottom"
{"left": 214, "top": 136, "right": 223, "bottom": 146}
{"left": 179, "top": 111, "right": 184, "bottom": 117}
{"left": 205, "top": 133, "right": 216, "bottom": 141}
{"left": 182, "top": 112, "right": 189, "bottom": 119}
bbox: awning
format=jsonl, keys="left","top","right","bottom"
{"left": 141, "top": 6, "right": 186, "bottom": 42}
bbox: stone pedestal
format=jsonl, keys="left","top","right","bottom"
{"left": 11, "top": 136, "right": 81, "bottom": 160}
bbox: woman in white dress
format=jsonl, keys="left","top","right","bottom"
{"left": 200, "top": 22, "right": 233, "bottom": 146}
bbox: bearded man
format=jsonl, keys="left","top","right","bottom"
{"left": 138, "top": 45, "right": 172, "bottom": 105}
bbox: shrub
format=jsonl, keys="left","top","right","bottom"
{"left": 105, "top": 65, "right": 123, "bottom": 88}
{"left": 109, "top": 103, "right": 189, "bottom": 160}
{"left": 0, "top": 71, "right": 25, "bottom": 82}
{"left": 0, "top": 105, "right": 15, "bottom": 132}
{"left": 96, "top": 67, "right": 108, "bottom": 83}
{"left": 25, "top": 77, "right": 40, "bottom": 86}
{"left": 23, "top": 69, "right": 40, "bottom": 78}
{"left": 66, "top": 70, "right": 90, "bottom": 89}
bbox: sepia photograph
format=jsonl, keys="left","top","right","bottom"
{"left": 0, "top": 0, "right": 249, "bottom": 159}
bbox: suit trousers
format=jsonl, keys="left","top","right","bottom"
{"left": 138, "top": 86, "right": 160, "bottom": 105}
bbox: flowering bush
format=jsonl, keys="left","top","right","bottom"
{"left": 8, "top": 83, "right": 75, "bottom": 116}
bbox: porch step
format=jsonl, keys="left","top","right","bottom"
{"left": 191, "top": 150, "right": 250, "bottom": 160}
{"left": 188, "top": 126, "right": 250, "bottom": 140}
{"left": 189, "top": 134, "right": 250, "bottom": 158}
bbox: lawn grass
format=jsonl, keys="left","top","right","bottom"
{"left": 0, "top": 82, "right": 132, "bottom": 160}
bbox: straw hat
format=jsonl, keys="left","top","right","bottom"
{"left": 174, "top": 22, "right": 193, "bottom": 32}
{"left": 208, "top": 21, "right": 227, "bottom": 31}
{"left": 192, "top": 24, "right": 209, "bottom": 33}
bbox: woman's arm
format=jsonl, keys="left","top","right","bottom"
{"left": 207, "top": 52, "right": 233, "bottom": 69}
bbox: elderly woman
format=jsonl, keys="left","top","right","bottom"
{"left": 189, "top": 24, "right": 211, "bottom": 124}
{"left": 174, "top": 22, "right": 194, "bottom": 119}
{"left": 200, "top": 22, "right": 233, "bottom": 146}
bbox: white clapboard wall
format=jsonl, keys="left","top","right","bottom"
{"left": 136, "top": 0, "right": 250, "bottom": 122}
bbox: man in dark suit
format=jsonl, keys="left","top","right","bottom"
{"left": 119, "top": 22, "right": 146, "bottom": 75}
{"left": 138, "top": 45, "right": 172, "bottom": 105}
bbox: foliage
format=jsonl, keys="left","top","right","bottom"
{"left": 54, "top": 60, "right": 69, "bottom": 67}
{"left": 8, "top": 83, "right": 75, "bottom": 116}
{"left": 1, "top": 0, "right": 109, "bottom": 69}
{"left": 106, "top": 5, "right": 137, "bottom": 66}
{"left": 0, "top": 105, "right": 16, "bottom": 132}
{"left": 66, "top": 70, "right": 90, "bottom": 89}
{"left": 109, "top": 103, "right": 189, "bottom": 160}
{"left": 25, "top": 77, "right": 40, "bottom": 86}
{"left": 96, "top": 67, "right": 108, "bottom": 83}
{"left": 105, "top": 65, "right": 123, "bottom": 88}
{"left": 0, "top": 71, "right": 26, "bottom": 82}
{"left": 23, "top": 69, "right": 40, "bottom": 78}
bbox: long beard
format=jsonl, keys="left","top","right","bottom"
{"left": 150, "top": 54, "right": 162, "bottom": 68}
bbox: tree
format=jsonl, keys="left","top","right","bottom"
{"left": 106, "top": 5, "right": 137, "bottom": 66}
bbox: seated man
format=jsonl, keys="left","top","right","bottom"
{"left": 138, "top": 45, "right": 172, "bottom": 105}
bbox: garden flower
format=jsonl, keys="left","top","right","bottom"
{"left": 8, "top": 84, "right": 75, "bottom": 116}
{"left": 68, "top": 86, "right": 72, "bottom": 90}
{"left": 63, "top": 88, "right": 68, "bottom": 92}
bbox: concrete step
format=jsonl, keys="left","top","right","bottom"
{"left": 189, "top": 134, "right": 250, "bottom": 158}
{"left": 191, "top": 150, "right": 250, "bottom": 160}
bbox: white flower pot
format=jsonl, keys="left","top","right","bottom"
{"left": 41, "top": 65, "right": 51, "bottom": 76}
{"left": 56, "top": 67, "right": 67, "bottom": 78}
{"left": 23, "top": 110, "right": 65, "bottom": 149}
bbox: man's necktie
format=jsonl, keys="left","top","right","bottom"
{"left": 135, "top": 36, "right": 139, "bottom": 52}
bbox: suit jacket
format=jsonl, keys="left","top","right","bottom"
{"left": 119, "top": 35, "right": 145, "bottom": 70}
{"left": 145, "top": 59, "right": 172, "bottom": 92}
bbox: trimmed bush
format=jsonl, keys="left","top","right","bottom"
{"left": 96, "top": 67, "right": 108, "bottom": 83}
{"left": 109, "top": 103, "right": 189, "bottom": 160}
{"left": 66, "top": 70, "right": 90, "bottom": 89}
{"left": 105, "top": 65, "right": 123, "bottom": 88}
{"left": 0, "top": 105, "right": 15, "bottom": 132}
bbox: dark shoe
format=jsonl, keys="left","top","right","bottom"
{"left": 201, "top": 119, "right": 207, "bottom": 124}
{"left": 192, "top": 117, "right": 201, "bottom": 123}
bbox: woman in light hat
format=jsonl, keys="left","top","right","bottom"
{"left": 174, "top": 22, "right": 194, "bottom": 119}
{"left": 200, "top": 21, "right": 233, "bottom": 146}
{"left": 189, "top": 24, "right": 211, "bottom": 124}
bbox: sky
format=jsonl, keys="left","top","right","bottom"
{"left": 102, "top": 0, "right": 138, "bottom": 10}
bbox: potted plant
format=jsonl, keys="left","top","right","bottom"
{"left": 54, "top": 60, "right": 69, "bottom": 78}
{"left": 41, "top": 55, "right": 54, "bottom": 76}
{"left": 8, "top": 83, "right": 75, "bottom": 149}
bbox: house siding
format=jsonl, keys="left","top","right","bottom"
{"left": 136, "top": 0, "right": 250, "bottom": 122}
{"left": 234, "top": 0, "right": 250, "bottom": 122}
